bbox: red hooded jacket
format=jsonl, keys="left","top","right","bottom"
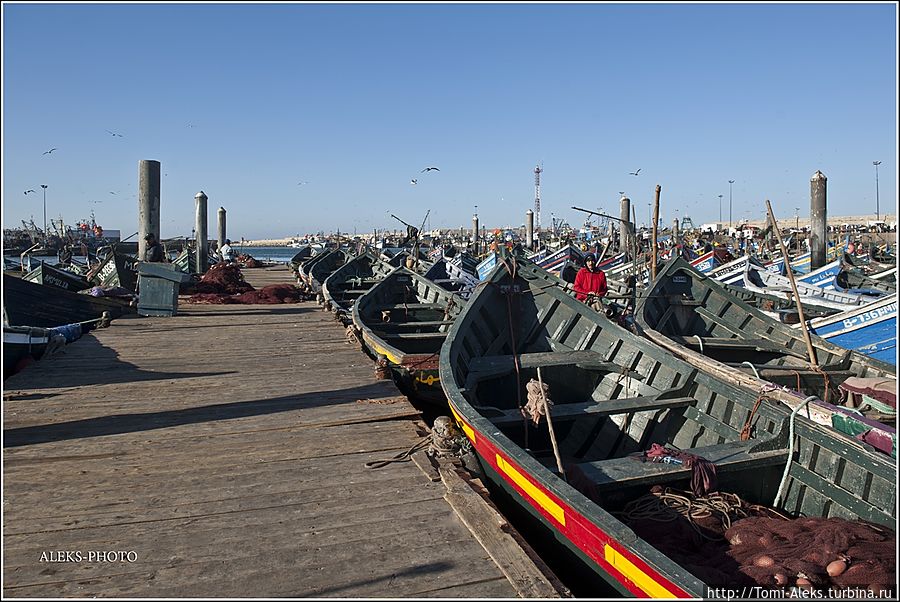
{"left": 573, "top": 267, "right": 608, "bottom": 302}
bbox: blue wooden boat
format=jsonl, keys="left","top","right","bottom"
{"left": 476, "top": 252, "right": 498, "bottom": 280}
{"left": 535, "top": 244, "right": 584, "bottom": 277}
{"left": 439, "top": 253, "right": 895, "bottom": 597}
{"left": 2, "top": 273, "right": 133, "bottom": 328}
{"left": 796, "top": 259, "right": 842, "bottom": 290}
{"left": 801, "top": 294, "right": 898, "bottom": 365}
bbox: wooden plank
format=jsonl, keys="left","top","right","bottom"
{"left": 439, "top": 463, "right": 565, "bottom": 598}
{"left": 489, "top": 396, "right": 697, "bottom": 426}
{"left": 468, "top": 350, "right": 617, "bottom": 374}
{"left": 573, "top": 440, "right": 789, "bottom": 491}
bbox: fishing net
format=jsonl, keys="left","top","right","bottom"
{"left": 616, "top": 486, "right": 896, "bottom": 592}
{"left": 182, "top": 263, "right": 311, "bottom": 304}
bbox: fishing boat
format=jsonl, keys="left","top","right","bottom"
{"left": 3, "top": 321, "right": 94, "bottom": 379}
{"left": 743, "top": 261, "right": 877, "bottom": 311}
{"left": 88, "top": 248, "right": 139, "bottom": 292}
{"left": 439, "top": 253, "right": 895, "bottom": 596}
{"left": 321, "top": 250, "right": 397, "bottom": 323}
{"left": 298, "top": 248, "right": 348, "bottom": 291}
{"left": 801, "top": 294, "right": 897, "bottom": 365}
{"left": 476, "top": 252, "right": 499, "bottom": 280}
{"left": 833, "top": 258, "right": 897, "bottom": 296}
{"left": 636, "top": 257, "right": 895, "bottom": 454}
{"left": 421, "top": 258, "right": 479, "bottom": 297}
{"left": 22, "top": 261, "right": 92, "bottom": 292}
{"left": 353, "top": 266, "right": 463, "bottom": 406}
{"left": 3, "top": 273, "right": 134, "bottom": 328}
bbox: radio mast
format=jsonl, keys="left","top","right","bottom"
{"left": 534, "top": 164, "right": 543, "bottom": 232}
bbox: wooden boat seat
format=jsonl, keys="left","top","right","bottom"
{"left": 379, "top": 331, "right": 448, "bottom": 340}
{"left": 572, "top": 439, "right": 790, "bottom": 492}
{"left": 334, "top": 289, "right": 371, "bottom": 297}
{"left": 667, "top": 298, "right": 703, "bottom": 306}
{"left": 375, "top": 320, "right": 455, "bottom": 329}
{"left": 677, "top": 336, "right": 793, "bottom": 355}
{"left": 488, "top": 395, "right": 696, "bottom": 426}
{"left": 381, "top": 303, "right": 445, "bottom": 310}
{"left": 469, "top": 350, "right": 622, "bottom": 376}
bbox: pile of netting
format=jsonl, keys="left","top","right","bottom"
{"left": 615, "top": 486, "right": 895, "bottom": 593}
{"left": 182, "top": 263, "right": 312, "bottom": 304}
{"left": 236, "top": 253, "right": 263, "bottom": 268}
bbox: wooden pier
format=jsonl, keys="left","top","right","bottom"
{"left": 2, "top": 265, "right": 563, "bottom": 598}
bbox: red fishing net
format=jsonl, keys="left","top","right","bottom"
{"left": 182, "top": 263, "right": 311, "bottom": 304}
{"left": 617, "top": 486, "right": 895, "bottom": 593}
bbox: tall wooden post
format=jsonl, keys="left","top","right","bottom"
{"left": 138, "top": 160, "right": 161, "bottom": 259}
{"left": 651, "top": 185, "right": 661, "bottom": 280}
{"left": 810, "top": 170, "right": 827, "bottom": 269}
{"left": 195, "top": 191, "right": 209, "bottom": 274}
{"left": 217, "top": 207, "right": 227, "bottom": 252}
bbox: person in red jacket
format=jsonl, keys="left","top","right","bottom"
{"left": 573, "top": 253, "right": 608, "bottom": 303}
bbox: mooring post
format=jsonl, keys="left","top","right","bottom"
{"left": 620, "top": 196, "right": 632, "bottom": 258}
{"left": 810, "top": 170, "right": 827, "bottom": 270}
{"left": 195, "top": 191, "right": 209, "bottom": 274}
{"left": 472, "top": 213, "right": 479, "bottom": 256}
{"left": 217, "top": 207, "right": 227, "bottom": 253}
{"left": 526, "top": 209, "right": 534, "bottom": 250}
{"left": 138, "top": 160, "right": 161, "bottom": 259}
{"left": 673, "top": 218, "right": 680, "bottom": 245}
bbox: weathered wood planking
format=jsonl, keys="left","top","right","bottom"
{"left": 2, "top": 265, "right": 530, "bottom": 598}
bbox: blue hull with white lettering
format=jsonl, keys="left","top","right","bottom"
{"left": 804, "top": 295, "right": 898, "bottom": 365}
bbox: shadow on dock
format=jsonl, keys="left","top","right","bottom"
{"left": 4, "top": 381, "right": 402, "bottom": 448}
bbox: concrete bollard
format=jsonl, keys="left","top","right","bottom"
{"left": 217, "top": 207, "right": 227, "bottom": 253}
{"left": 526, "top": 209, "right": 534, "bottom": 250}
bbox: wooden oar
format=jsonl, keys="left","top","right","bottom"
{"left": 765, "top": 200, "right": 818, "bottom": 369}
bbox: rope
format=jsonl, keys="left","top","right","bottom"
{"left": 740, "top": 391, "right": 768, "bottom": 441}
{"left": 773, "top": 396, "right": 818, "bottom": 508}
{"left": 614, "top": 488, "right": 789, "bottom": 542}
{"left": 364, "top": 438, "right": 431, "bottom": 469}
{"left": 693, "top": 335, "right": 704, "bottom": 355}
{"left": 537, "top": 367, "right": 566, "bottom": 479}
{"left": 741, "top": 361, "right": 761, "bottom": 379}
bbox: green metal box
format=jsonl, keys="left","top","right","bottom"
{"left": 137, "top": 263, "right": 189, "bottom": 317}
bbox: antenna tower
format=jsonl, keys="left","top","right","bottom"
{"left": 534, "top": 164, "right": 543, "bottom": 232}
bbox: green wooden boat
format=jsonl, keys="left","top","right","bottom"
{"left": 3, "top": 273, "right": 134, "bottom": 328}
{"left": 23, "top": 261, "right": 92, "bottom": 293}
{"left": 636, "top": 257, "right": 895, "bottom": 456}
{"left": 353, "top": 266, "right": 464, "bottom": 406}
{"left": 321, "top": 251, "right": 397, "bottom": 324}
{"left": 88, "top": 249, "right": 139, "bottom": 292}
{"left": 438, "top": 254, "right": 895, "bottom": 597}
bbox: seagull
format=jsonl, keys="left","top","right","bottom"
{"left": 421, "top": 167, "right": 440, "bottom": 172}
{"left": 24, "top": 189, "right": 36, "bottom": 195}
{"left": 410, "top": 179, "right": 418, "bottom": 185}
{"left": 105, "top": 129, "right": 123, "bottom": 137}
{"left": 43, "top": 148, "right": 57, "bottom": 155}
{"left": 628, "top": 168, "right": 641, "bottom": 176}
{"left": 297, "top": 181, "right": 309, "bottom": 186}
{"left": 109, "top": 191, "right": 117, "bottom": 195}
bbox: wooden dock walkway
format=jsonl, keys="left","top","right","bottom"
{"left": 2, "top": 265, "right": 563, "bottom": 598}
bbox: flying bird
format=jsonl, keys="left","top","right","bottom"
{"left": 43, "top": 148, "right": 57, "bottom": 155}
{"left": 410, "top": 179, "right": 418, "bottom": 185}
{"left": 297, "top": 181, "right": 309, "bottom": 186}
{"left": 105, "top": 129, "right": 123, "bottom": 137}
{"left": 24, "top": 189, "right": 36, "bottom": 195}
{"left": 421, "top": 167, "right": 440, "bottom": 172}
{"left": 629, "top": 168, "right": 641, "bottom": 176}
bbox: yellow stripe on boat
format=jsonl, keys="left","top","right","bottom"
{"left": 449, "top": 405, "right": 475, "bottom": 443}
{"left": 496, "top": 455, "right": 565, "bottom": 527}
{"left": 604, "top": 544, "right": 674, "bottom": 599}
{"left": 362, "top": 334, "right": 403, "bottom": 365}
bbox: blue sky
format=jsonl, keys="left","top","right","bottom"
{"left": 2, "top": 2, "right": 897, "bottom": 240}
